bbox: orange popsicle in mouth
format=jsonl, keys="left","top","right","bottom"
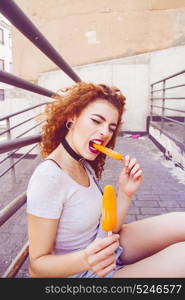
{"left": 102, "top": 185, "right": 117, "bottom": 233}
{"left": 93, "top": 143, "right": 123, "bottom": 160}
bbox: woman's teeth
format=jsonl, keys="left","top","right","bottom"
{"left": 89, "top": 141, "right": 100, "bottom": 154}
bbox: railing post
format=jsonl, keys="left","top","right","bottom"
{"left": 6, "top": 117, "right": 16, "bottom": 183}
{"left": 184, "top": 117, "right": 185, "bottom": 144}
{"left": 161, "top": 80, "right": 166, "bottom": 134}
{"left": 150, "top": 83, "right": 154, "bottom": 123}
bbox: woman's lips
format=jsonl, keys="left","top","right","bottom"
{"left": 89, "top": 141, "right": 99, "bottom": 154}
{"left": 89, "top": 145, "right": 99, "bottom": 154}
{"left": 88, "top": 140, "right": 102, "bottom": 154}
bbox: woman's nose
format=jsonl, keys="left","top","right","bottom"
{"left": 99, "top": 125, "right": 110, "bottom": 137}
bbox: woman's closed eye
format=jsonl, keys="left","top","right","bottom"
{"left": 91, "top": 118, "right": 115, "bottom": 133}
{"left": 109, "top": 127, "right": 115, "bottom": 133}
{"left": 91, "top": 118, "right": 101, "bottom": 124}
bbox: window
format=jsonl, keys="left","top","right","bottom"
{"left": 0, "top": 59, "right": 5, "bottom": 71}
{"left": 9, "top": 33, "right": 12, "bottom": 47}
{"left": 0, "top": 28, "right": 4, "bottom": 44}
{"left": 9, "top": 62, "right": 13, "bottom": 73}
{"left": 0, "top": 89, "right": 5, "bottom": 101}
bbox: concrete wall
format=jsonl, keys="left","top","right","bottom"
{"left": 12, "top": 0, "right": 185, "bottom": 81}
{"left": 38, "top": 61, "right": 149, "bottom": 132}
{"left": 38, "top": 45, "right": 185, "bottom": 132}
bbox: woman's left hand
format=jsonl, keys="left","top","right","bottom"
{"left": 118, "top": 155, "right": 144, "bottom": 198}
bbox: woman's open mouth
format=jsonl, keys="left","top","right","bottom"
{"left": 88, "top": 139, "right": 103, "bottom": 154}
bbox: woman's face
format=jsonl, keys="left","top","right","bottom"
{"left": 67, "top": 99, "right": 119, "bottom": 160}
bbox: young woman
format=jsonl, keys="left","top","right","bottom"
{"left": 27, "top": 82, "right": 185, "bottom": 278}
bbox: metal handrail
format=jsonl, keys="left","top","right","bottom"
{"left": 16, "top": 121, "right": 43, "bottom": 138}
{"left": 152, "top": 83, "right": 185, "bottom": 92}
{"left": 0, "top": 102, "right": 47, "bottom": 122}
{"left": 151, "top": 69, "right": 185, "bottom": 85}
{"left": 0, "top": 134, "right": 41, "bottom": 154}
{"left": 151, "top": 105, "right": 185, "bottom": 114}
{"left": 150, "top": 71, "right": 185, "bottom": 121}
{"left": 0, "top": 144, "right": 38, "bottom": 178}
{"left": 152, "top": 97, "right": 185, "bottom": 100}
{"left": 2, "top": 241, "right": 29, "bottom": 278}
{"left": 0, "top": 70, "right": 57, "bottom": 98}
{"left": 0, "top": 191, "right": 27, "bottom": 227}
{"left": 152, "top": 113, "right": 185, "bottom": 128}
{"left": 0, "top": 103, "right": 45, "bottom": 179}
{"left": 149, "top": 69, "right": 185, "bottom": 171}
{"left": 0, "top": 146, "right": 22, "bottom": 164}
{"left": 0, "top": 114, "right": 42, "bottom": 136}
{"left": 151, "top": 123, "right": 185, "bottom": 151}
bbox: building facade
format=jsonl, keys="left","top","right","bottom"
{"left": 0, "top": 13, "right": 12, "bottom": 102}
{"left": 12, "top": 0, "right": 185, "bottom": 82}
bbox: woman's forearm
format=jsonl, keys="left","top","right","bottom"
{"left": 30, "top": 249, "right": 89, "bottom": 278}
{"left": 113, "top": 190, "right": 132, "bottom": 233}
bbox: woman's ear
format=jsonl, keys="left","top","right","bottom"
{"left": 66, "top": 115, "right": 77, "bottom": 130}
{"left": 70, "top": 115, "right": 77, "bottom": 124}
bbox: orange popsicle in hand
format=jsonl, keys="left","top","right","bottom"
{"left": 102, "top": 185, "right": 117, "bottom": 235}
{"left": 93, "top": 143, "right": 123, "bottom": 160}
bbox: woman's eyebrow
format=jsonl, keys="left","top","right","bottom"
{"left": 91, "top": 114, "right": 117, "bottom": 127}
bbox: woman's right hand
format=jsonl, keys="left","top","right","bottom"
{"left": 83, "top": 234, "right": 120, "bottom": 277}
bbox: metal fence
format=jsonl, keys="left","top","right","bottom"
{"left": 149, "top": 69, "right": 185, "bottom": 156}
{"left": 0, "top": 103, "right": 46, "bottom": 182}
{"left": 0, "top": 0, "right": 81, "bottom": 278}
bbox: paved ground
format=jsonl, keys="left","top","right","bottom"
{"left": 0, "top": 135, "right": 185, "bottom": 278}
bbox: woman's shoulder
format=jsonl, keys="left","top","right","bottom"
{"left": 29, "top": 159, "right": 63, "bottom": 182}
{"left": 27, "top": 160, "right": 65, "bottom": 219}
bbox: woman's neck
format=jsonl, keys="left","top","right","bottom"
{"left": 48, "top": 143, "right": 84, "bottom": 172}
{"left": 47, "top": 143, "right": 90, "bottom": 187}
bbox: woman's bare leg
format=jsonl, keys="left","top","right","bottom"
{"left": 118, "top": 212, "right": 185, "bottom": 264}
{"left": 113, "top": 241, "right": 185, "bottom": 277}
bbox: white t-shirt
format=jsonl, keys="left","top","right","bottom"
{"left": 26, "top": 159, "right": 105, "bottom": 254}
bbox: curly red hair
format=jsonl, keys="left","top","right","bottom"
{"left": 40, "top": 82, "right": 126, "bottom": 179}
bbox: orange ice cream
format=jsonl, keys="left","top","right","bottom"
{"left": 102, "top": 185, "right": 117, "bottom": 232}
{"left": 93, "top": 144, "right": 123, "bottom": 160}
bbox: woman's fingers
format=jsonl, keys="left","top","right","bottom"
{"left": 124, "top": 155, "right": 137, "bottom": 171}
{"left": 130, "top": 163, "right": 140, "bottom": 176}
{"left": 124, "top": 155, "right": 143, "bottom": 178}
{"left": 96, "top": 261, "right": 116, "bottom": 278}
{"left": 127, "top": 158, "right": 137, "bottom": 171}
{"left": 87, "top": 239, "right": 119, "bottom": 266}
{"left": 124, "top": 154, "right": 130, "bottom": 167}
{"left": 133, "top": 169, "right": 144, "bottom": 180}
{"left": 84, "top": 235, "right": 119, "bottom": 276}
{"left": 93, "top": 254, "right": 116, "bottom": 275}
{"left": 87, "top": 234, "right": 119, "bottom": 254}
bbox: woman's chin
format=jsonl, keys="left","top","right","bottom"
{"left": 84, "top": 152, "right": 98, "bottom": 161}
{"left": 87, "top": 157, "right": 97, "bottom": 161}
